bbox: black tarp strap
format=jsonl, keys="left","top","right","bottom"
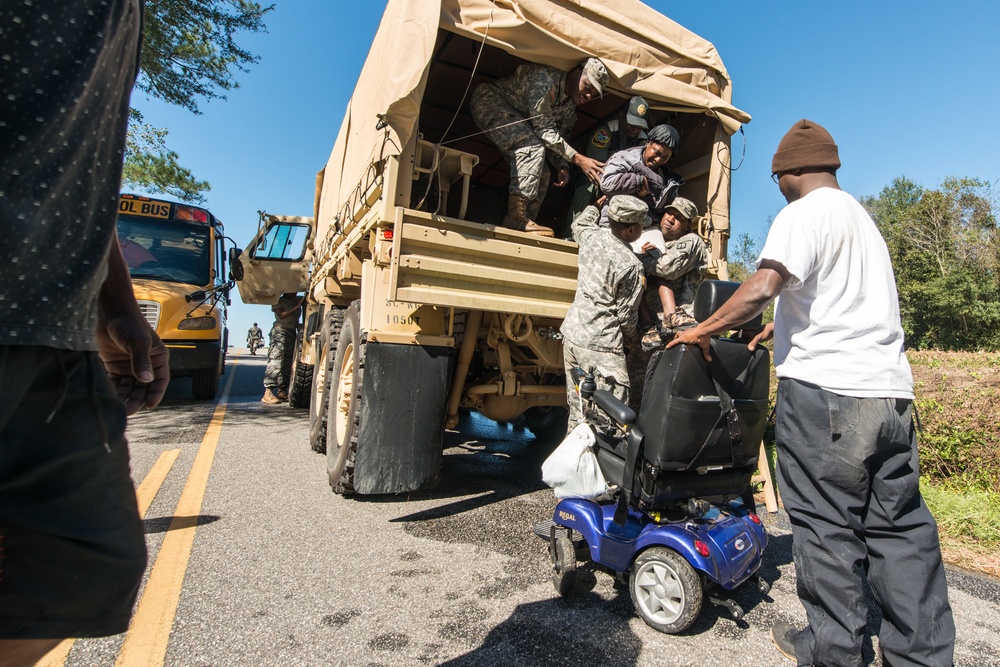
{"left": 683, "top": 341, "right": 762, "bottom": 471}
{"left": 614, "top": 428, "right": 644, "bottom": 525}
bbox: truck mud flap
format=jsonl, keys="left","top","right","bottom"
{"left": 353, "top": 341, "right": 451, "bottom": 494}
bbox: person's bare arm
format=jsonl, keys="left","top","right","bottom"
{"left": 97, "top": 241, "right": 170, "bottom": 414}
{"left": 665, "top": 260, "right": 790, "bottom": 360}
{"left": 276, "top": 296, "right": 304, "bottom": 320}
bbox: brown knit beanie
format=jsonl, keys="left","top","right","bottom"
{"left": 771, "top": 119, "right": 841, "bottom": 174}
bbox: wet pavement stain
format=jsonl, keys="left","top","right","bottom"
{"left": 321, "top": 609, "right": 362, "bottom": 628}
{"left": 368, "top": 632, "right": 411, "bottom": 651}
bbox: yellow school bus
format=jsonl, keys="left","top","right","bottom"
{"left": 117, "top": 193, "right": 231, "bottom": 399}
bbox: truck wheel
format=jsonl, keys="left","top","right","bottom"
{"left": 287, "top": 332, "right": 313, "bottom": 409}
{"left": 629, "top": 547, "right": 702, "bottom": 634}
{"left": 326, "top": 302, "right": 363, "bottom": 494}
{"left": 524, "top": 406, "right": 569, "bottom": 443}
{"left": 309, "top": 308, "right": 345, "bottom": 453}
{"left": 192, "top": 368, "right": 219, "bottom": 400}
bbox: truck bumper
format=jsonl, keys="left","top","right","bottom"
{"left": 165, "top": 340, "right": 221, "bottom": 374}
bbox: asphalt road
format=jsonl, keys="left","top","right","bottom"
{"left": 53, "top": 351, "right": 1000, "bottom": 666}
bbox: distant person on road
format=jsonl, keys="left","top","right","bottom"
{"left": 262, "top": 293, "right": 303, "bottom": 404}
{"left": 470, "top": 58, "right": 609, "bottom": 237}
{"left": 247, "top": 322, "right": 263, "bottom": 354}
{"left": 0, "top": 2, "right": 168, "bottom": 665}
{"left": 561, "top": 196, "right": 647, "bottom": 432}
{"left": 668, "top": 119, "right": 955, "bottom": 666}
{"left": 567, "top": 95, "right": 650, "bottom": 223}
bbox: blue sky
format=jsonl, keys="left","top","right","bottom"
{"left": 129, "top": 1, "right": 1000, "bottom": 339}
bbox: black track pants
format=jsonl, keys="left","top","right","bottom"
{"left": 775, "top": 378, "right": 955, "bottom": 667}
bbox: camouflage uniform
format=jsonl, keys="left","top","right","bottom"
{"left": 623, "top": 330, "right": 653, "bottom": 413}
{"left": 263, "top": 294, "right": 300, "bottom": 393}
{"left": 639, "top": 231, "right": 708, "bottom": 322}
{"left": 470, "top": 63, "right": 578, "bottom": 215}
{"left": 560, "top": 202, "right": 645, "bottom": 431}
{"left": 568, "top": 119, "right": 646, "bottom": 222}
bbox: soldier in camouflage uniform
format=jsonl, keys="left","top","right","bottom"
{"left": 638, "top": 197, "right": 708, "bottom": 338}
{"left": 470, "top": 58, "right": 609, "bottom": 237}
{"left": 561, "top": 196, "right": 647, "bottom": 432}
{"left": 567, "top": 96, "right": 649, "bottom": 224}
{"left": 262, "top": 292, "right": 302, "bottom": 404}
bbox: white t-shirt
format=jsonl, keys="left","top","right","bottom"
{"left": 757, "top": 187, "right": 913, "bottom": 399}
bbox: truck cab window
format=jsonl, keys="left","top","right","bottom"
{"left": 252, "top": 223, "right": 310, "bottom": 261}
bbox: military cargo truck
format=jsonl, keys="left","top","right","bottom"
{"left": 234, "top": 0, "right": 750, "bottom": 495}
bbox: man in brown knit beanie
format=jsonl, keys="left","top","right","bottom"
{"left": 669, "top": 119, "right": 955, "bottom": 665}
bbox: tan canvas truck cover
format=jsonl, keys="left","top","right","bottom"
{"left": 313, "top": 0, "right": 750, "bottom": 258}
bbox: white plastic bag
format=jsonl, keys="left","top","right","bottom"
{"left": 541, "top": 423, "right": 608, "bottom": 499}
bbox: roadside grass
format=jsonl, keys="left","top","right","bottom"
{"left": 921, "top": 479, "right": 1000, "bottom": 579}
{"left": 759, "top": 350, "right": 1000, "bottom": 579}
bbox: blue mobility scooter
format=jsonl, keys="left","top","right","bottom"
{"left": 541, "top": 281, "right": 772, "bottom": 634}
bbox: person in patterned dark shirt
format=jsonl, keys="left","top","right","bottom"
{"left": 0, "top": 1, "right": 167, "bottom": 662}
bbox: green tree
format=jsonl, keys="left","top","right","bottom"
{"left": 726, "top": 230, "right": 762, "bottom": 283}
{"left": 123, "top": 110, "right": 211, "bottom": 203}
{"left": 863, "top": 177, "right": 1000, "bottom": 350}
{"left": 123, "top": 0, "right": 273, "bottom": 201}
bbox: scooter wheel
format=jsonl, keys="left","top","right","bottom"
{"left": 757, "top": 577, "right": 771, "bottom": 595}
{"left": 550, "top": 533, "right": 576, "bottom": 596}
{"left": 630, "top": 547, "right": 702, "bottom": 634}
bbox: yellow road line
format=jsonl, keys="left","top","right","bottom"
{"left": 116, "top": 363, "right": 239, "bottom": 667}
{"left": 37, "top": 448, "right": 184, "bottom": 667}
{"left": 137, "top": 449, "right": 182, "bottom": 516}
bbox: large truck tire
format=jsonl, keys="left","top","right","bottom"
{"left": 287, "top": 332, "right": 313, "bottom": 409}
{"left": 326, "top": 302, "right": 363, "bottom": 493}
{"left": 309, "top": 308, "right": 345, "bottom": 453}
{"left": 327, "top": 301, "right": 452, "bottom": 495}
{"left": 524, "top": 406, "right": 569, "bottom": 443}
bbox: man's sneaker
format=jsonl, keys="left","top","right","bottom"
{"left": 770, "top": 621, "right": 801, "bottom": 662}
{"left": 665, "top": 307, "right": 697, "bottom": 330}
{"left": 276, "top": 389, "right": 289, "bottom": 402}
{"left": 262, "top": 388, "right": 281, "bottom": 405}
{"left": 640, "top": 324, "right": 663, "bottom": 352}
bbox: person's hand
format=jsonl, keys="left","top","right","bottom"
{"left": 573, "top": 154, "right": 604, "bottom": 186}
{"left": 594, "top": 194, "right": 607, "bottom": 209}
{"left": 665, "top": 324, "right": 713, "bottom": 361}
{"left": 641, "top": 241, "right": 657, "bottom": 254}
{"left": 553, "top": 166, "right": 570, "bottom": 187}
{"left": 97, "top": 313, "right": 170, "bottom": 414}
{"left": 747, "top": 322, "right": 774, "bottom": 351}
{"left": 638, "top": 177, "right": 650, "bottom": 197}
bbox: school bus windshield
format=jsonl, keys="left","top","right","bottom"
{"left": 117, "top": 214, "right": 212, "bottom": 286}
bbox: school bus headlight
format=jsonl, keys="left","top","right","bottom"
{"left": 178, "top": 316, "right": 217, "bottom": 330}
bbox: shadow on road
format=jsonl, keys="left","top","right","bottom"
{"left": 143, "top": 514, "right": 221, "bottom": 534}
{"left": 439, "top": 593, "right": 641, "bottom": 667}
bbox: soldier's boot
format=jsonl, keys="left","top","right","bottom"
{"left": 502, "top": 195, "right": 554, "bottom": 237}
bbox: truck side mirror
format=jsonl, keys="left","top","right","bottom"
{"left": 228, "top": 247, "right": 244, "bottom": 281}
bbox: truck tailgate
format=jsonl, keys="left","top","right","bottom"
{"left": 389, "top": 207, "right": 579, "bottom": 319}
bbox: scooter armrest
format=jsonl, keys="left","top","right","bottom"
{"left": 593, "top": 389, "right": 636, "bottom": 426}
